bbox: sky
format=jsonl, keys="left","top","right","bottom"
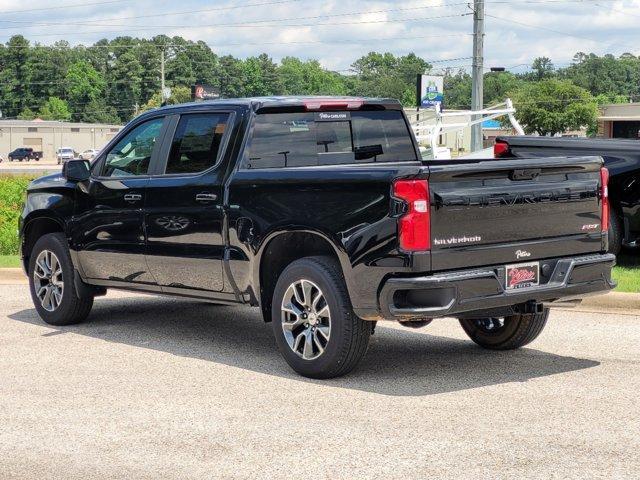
{"left": 0, "top": 0, "right": 639, "bottom": 73}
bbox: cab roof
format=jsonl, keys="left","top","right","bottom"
{"left": 151, "top": 96, "right": 403, "bottom": 114}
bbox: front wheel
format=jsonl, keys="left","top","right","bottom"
{"left": 271, "top": 256, "right": 371, "bottom": 379}
{"left": 28, "top": 233, "right": 94, "bottom": 326}
{"left": 459, "top": 308, "right": 549, "bottom": 350}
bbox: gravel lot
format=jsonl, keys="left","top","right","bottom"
{"left": 0, "top": 284, "right": 638, "bottom": 479}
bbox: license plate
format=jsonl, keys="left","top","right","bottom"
{"left": 505, "top": 262, "right": 540, "bottom": 290}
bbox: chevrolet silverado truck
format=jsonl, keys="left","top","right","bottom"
{"left": 19, "top": 97, "right": 615, "bottom": 378}
{"left": 495, "top": 136, "right": 640, "bottom": 254}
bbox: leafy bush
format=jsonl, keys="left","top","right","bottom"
{"left": 0, "top": 175, "right": 34, "bottom": 255}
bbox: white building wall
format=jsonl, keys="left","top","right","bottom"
{"left": 0, "top": 120, "right": 122, "bottom": 160}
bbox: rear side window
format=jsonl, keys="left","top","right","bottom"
{"left": 165, "top": 113, "right": 229, "bottom": 174}
{"left": 246, "top": 110, "right": 417, "bottom": 169}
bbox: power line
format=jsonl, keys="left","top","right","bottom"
{"left": 0, "top": 0, "right": 129, "bottom": 15}
{"left": 0, "top": 12, "right": 471, "bottom": 31}
{"left": 485, "top": 12, "right": 639, "bottom": 52}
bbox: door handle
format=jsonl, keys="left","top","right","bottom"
{"left": 195, "top": 193, "right": 218, "bottom": 202}
{"left": 124, "top": 193, "right": 142, "bottom": 203}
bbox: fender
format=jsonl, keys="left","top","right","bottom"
{"left": 249, "top": 226, "right": 356, "bottom": 307}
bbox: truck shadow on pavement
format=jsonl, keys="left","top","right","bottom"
{"left": 9, "top": 295, "right": 600, "bottom": 397}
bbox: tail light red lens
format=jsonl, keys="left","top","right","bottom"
{"left": 303, "top": 99, "right": 364, "bottom": 111}
{"left": 494, "top": 140, "right": 510, "bottom": 158}
{"left": 393, "top": 179, "right": 431, "bottom": 251}
{"left": 600, "top": 167, "right": 610, "bottom": 232}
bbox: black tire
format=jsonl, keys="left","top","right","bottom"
{"left": 28, "top": 233, "right": 94, "bottom": 326}
{"left": 271, "top": 256, "right": 371, "bottom": 379}
{"left": 459, "top": 308, "right": 549, "bottom": 350}
{"left": 608, "top": 207, "right": 623, "bottom": 255}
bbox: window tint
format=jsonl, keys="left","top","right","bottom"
{"left": 102, "top": 118, "right": 164, "bottom": 177}
{"left": 246, "top": 110, "right": 416, "bottom": 169}
{"left": 165, "top": 113, "right": 229, "bottom": 174}
{"left": 248, "top": 113, "right": 317, "bottom": 168}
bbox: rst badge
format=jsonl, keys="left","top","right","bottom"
{"left": 505, "top": 262, "right": 540, "bottom": 290}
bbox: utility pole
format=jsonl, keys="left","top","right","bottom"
{"left": 471, "top": 0, "right": 484, "bottom": 152}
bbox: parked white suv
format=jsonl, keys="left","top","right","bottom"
{"left": 80, "top": 149, "right": 100, "bottom": 160}
{"left": 56, "top": 148, "right": 76, "bottom": 164}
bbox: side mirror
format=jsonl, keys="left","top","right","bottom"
{"left": 62, "top": 159, "right": 91, "bottom": 182}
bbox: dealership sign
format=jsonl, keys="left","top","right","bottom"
{"left": 417, "top": 75, "right": 444, "bottom": 109}
{"left": 191, "top": 84, "right": 221, "bottom": 101}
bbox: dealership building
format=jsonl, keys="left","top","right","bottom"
{"left": 598, "top": 102, "right": 640, "bottom": 139}
{"left": 0, "top": 120, "right": 122, "bottom": 160}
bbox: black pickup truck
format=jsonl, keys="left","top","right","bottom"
{"left": 495, "top": 136, "right": 640, "bottom": 254}
{"left": 8, "top": 147, "right": 43, "bottom": 162}
{"left": 19, "top": 97, "right": 615, "bottom": 378}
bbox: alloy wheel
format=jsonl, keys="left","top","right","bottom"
{"left": 33, "top": 250, "right": 64, "bottom": 312}
{"left": 281, "top": 279, "right": 331, "bottom": 360}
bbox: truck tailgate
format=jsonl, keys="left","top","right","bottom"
{"left": 425, "top": 156, "right": 606, "bottom": 271}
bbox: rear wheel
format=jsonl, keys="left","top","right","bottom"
{"left": 271, "top": 256, "right": 371, "bottom": 379}
{"left": 459, "top": 308, "right": 549, "bottom": 350}
{"left": 28, "top": 233, "right": 94, "bottom": 326}
{"left": 608, "top": 207, "right": 623, "bottom": 255}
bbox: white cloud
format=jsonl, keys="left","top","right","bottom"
{"left": 1, "top": 0, "right": 639, "bottom": 72}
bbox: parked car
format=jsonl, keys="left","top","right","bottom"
{"left": 19, "top": 97, "right": 615, "bottom": 378}
{"left": 495, "top": 136, "right": 640, "bottom": 254}
{"left": 56, "top": 147, "right": 76, "bottom": 164}
{"left": 79, "top": 149, "right": 100, "bottom": 160}
{"left": 8, "top": 147, "right": 43, "bottom": 162}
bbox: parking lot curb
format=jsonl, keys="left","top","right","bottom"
{"left": 577, "top": 291, "right": 640, "bottom": 312}
{"left": 0, "top": 268, "right": 26, "bottom": 284}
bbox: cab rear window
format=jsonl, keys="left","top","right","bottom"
{"left": 245, "top": 110, "right": 417, "bottom": 169}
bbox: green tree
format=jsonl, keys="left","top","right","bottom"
{"left": 81, "top": 98, "right": 121, "bottom": 124}
{"left": 140, "top": 85, "right": 192, "bottom": 112}
{"left": 509, "top": 79, "right": 598, "bottom": 136}
{"left": 17, "top": 107, "right": 36, "bottom": 120}
{"left": 443, "top": 69, "right": 472, "bottom": 109}
{"left": 349, "top": 52, "right": 431, "bottom": 105}
{"left": 243, "top": 54, "right": 282, "bottom": 96}
{"left": 528, "top": 57, "right": 555, "bottom": 81}
{"left": 66, "top": 60, "right": 106, "bottom": 120}
{"left": 0, "top": 36, "right": 32, "bottom": 117}
{"left": 279, "top": 57, "right": 346, "bottom": 95}
{"left": 218, "top": 55, "right": 245, "bottom": 98}
{"left": 38, "top": 97, "right": 72, "bottom": 121}
{"left": 107, "top": 40, "right": 144, "bottom": 121}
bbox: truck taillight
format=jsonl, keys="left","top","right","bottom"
{"left": 600, "top": 167, "right": 610, "bottom": 232}
{"left": 393, "top": 179, "right": 431, "bottom": 251}
{"left": 494, "top": 140, "right": 509, "bottom": 158}
{"left": 303, "top": 99, "right": 364, "bottom": 110}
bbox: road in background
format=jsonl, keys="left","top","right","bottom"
{"left": 0, "top": 285, "right": 638, "bottom": 479}
{"left": 0, "top": 157, "right": 61, "bottom": 176}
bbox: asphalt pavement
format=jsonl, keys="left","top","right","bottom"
{"left": 0, "top": 284, "right": 638, "bottom": 479}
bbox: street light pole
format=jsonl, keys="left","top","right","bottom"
{"left": 471, "top": 0, "right": 485, "bottom": 152}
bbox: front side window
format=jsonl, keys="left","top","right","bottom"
{"left": 102, "top": 117, "right": 164, "bottom": 177}
{"left": 246, "top": 110, "right": 417, "bottom": 169}
{"left": 164, "top": 113, "right": 229, "bottom": 174}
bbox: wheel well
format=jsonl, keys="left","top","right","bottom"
{"left": 259, "top": 232, "right": 339, "bottom": 322}
{"left": 22, "top": 217, "right": 64, "bottom": 271}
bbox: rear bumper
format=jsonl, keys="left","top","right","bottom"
{"left": 378, "top": 253, "right": 616, "bottom": 320}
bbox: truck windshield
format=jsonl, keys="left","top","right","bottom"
{"left": 246, "top": 110, "right": 417, "bottom": 168}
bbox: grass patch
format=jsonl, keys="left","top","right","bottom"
{"left": 0, "top": 175, "right": 36, "bottom": 255}
{"left": 0, "top": 255, "right": 21, "bottom": 268}
{"left": 613, "top": 253, "right": 640, "bottom": 293}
